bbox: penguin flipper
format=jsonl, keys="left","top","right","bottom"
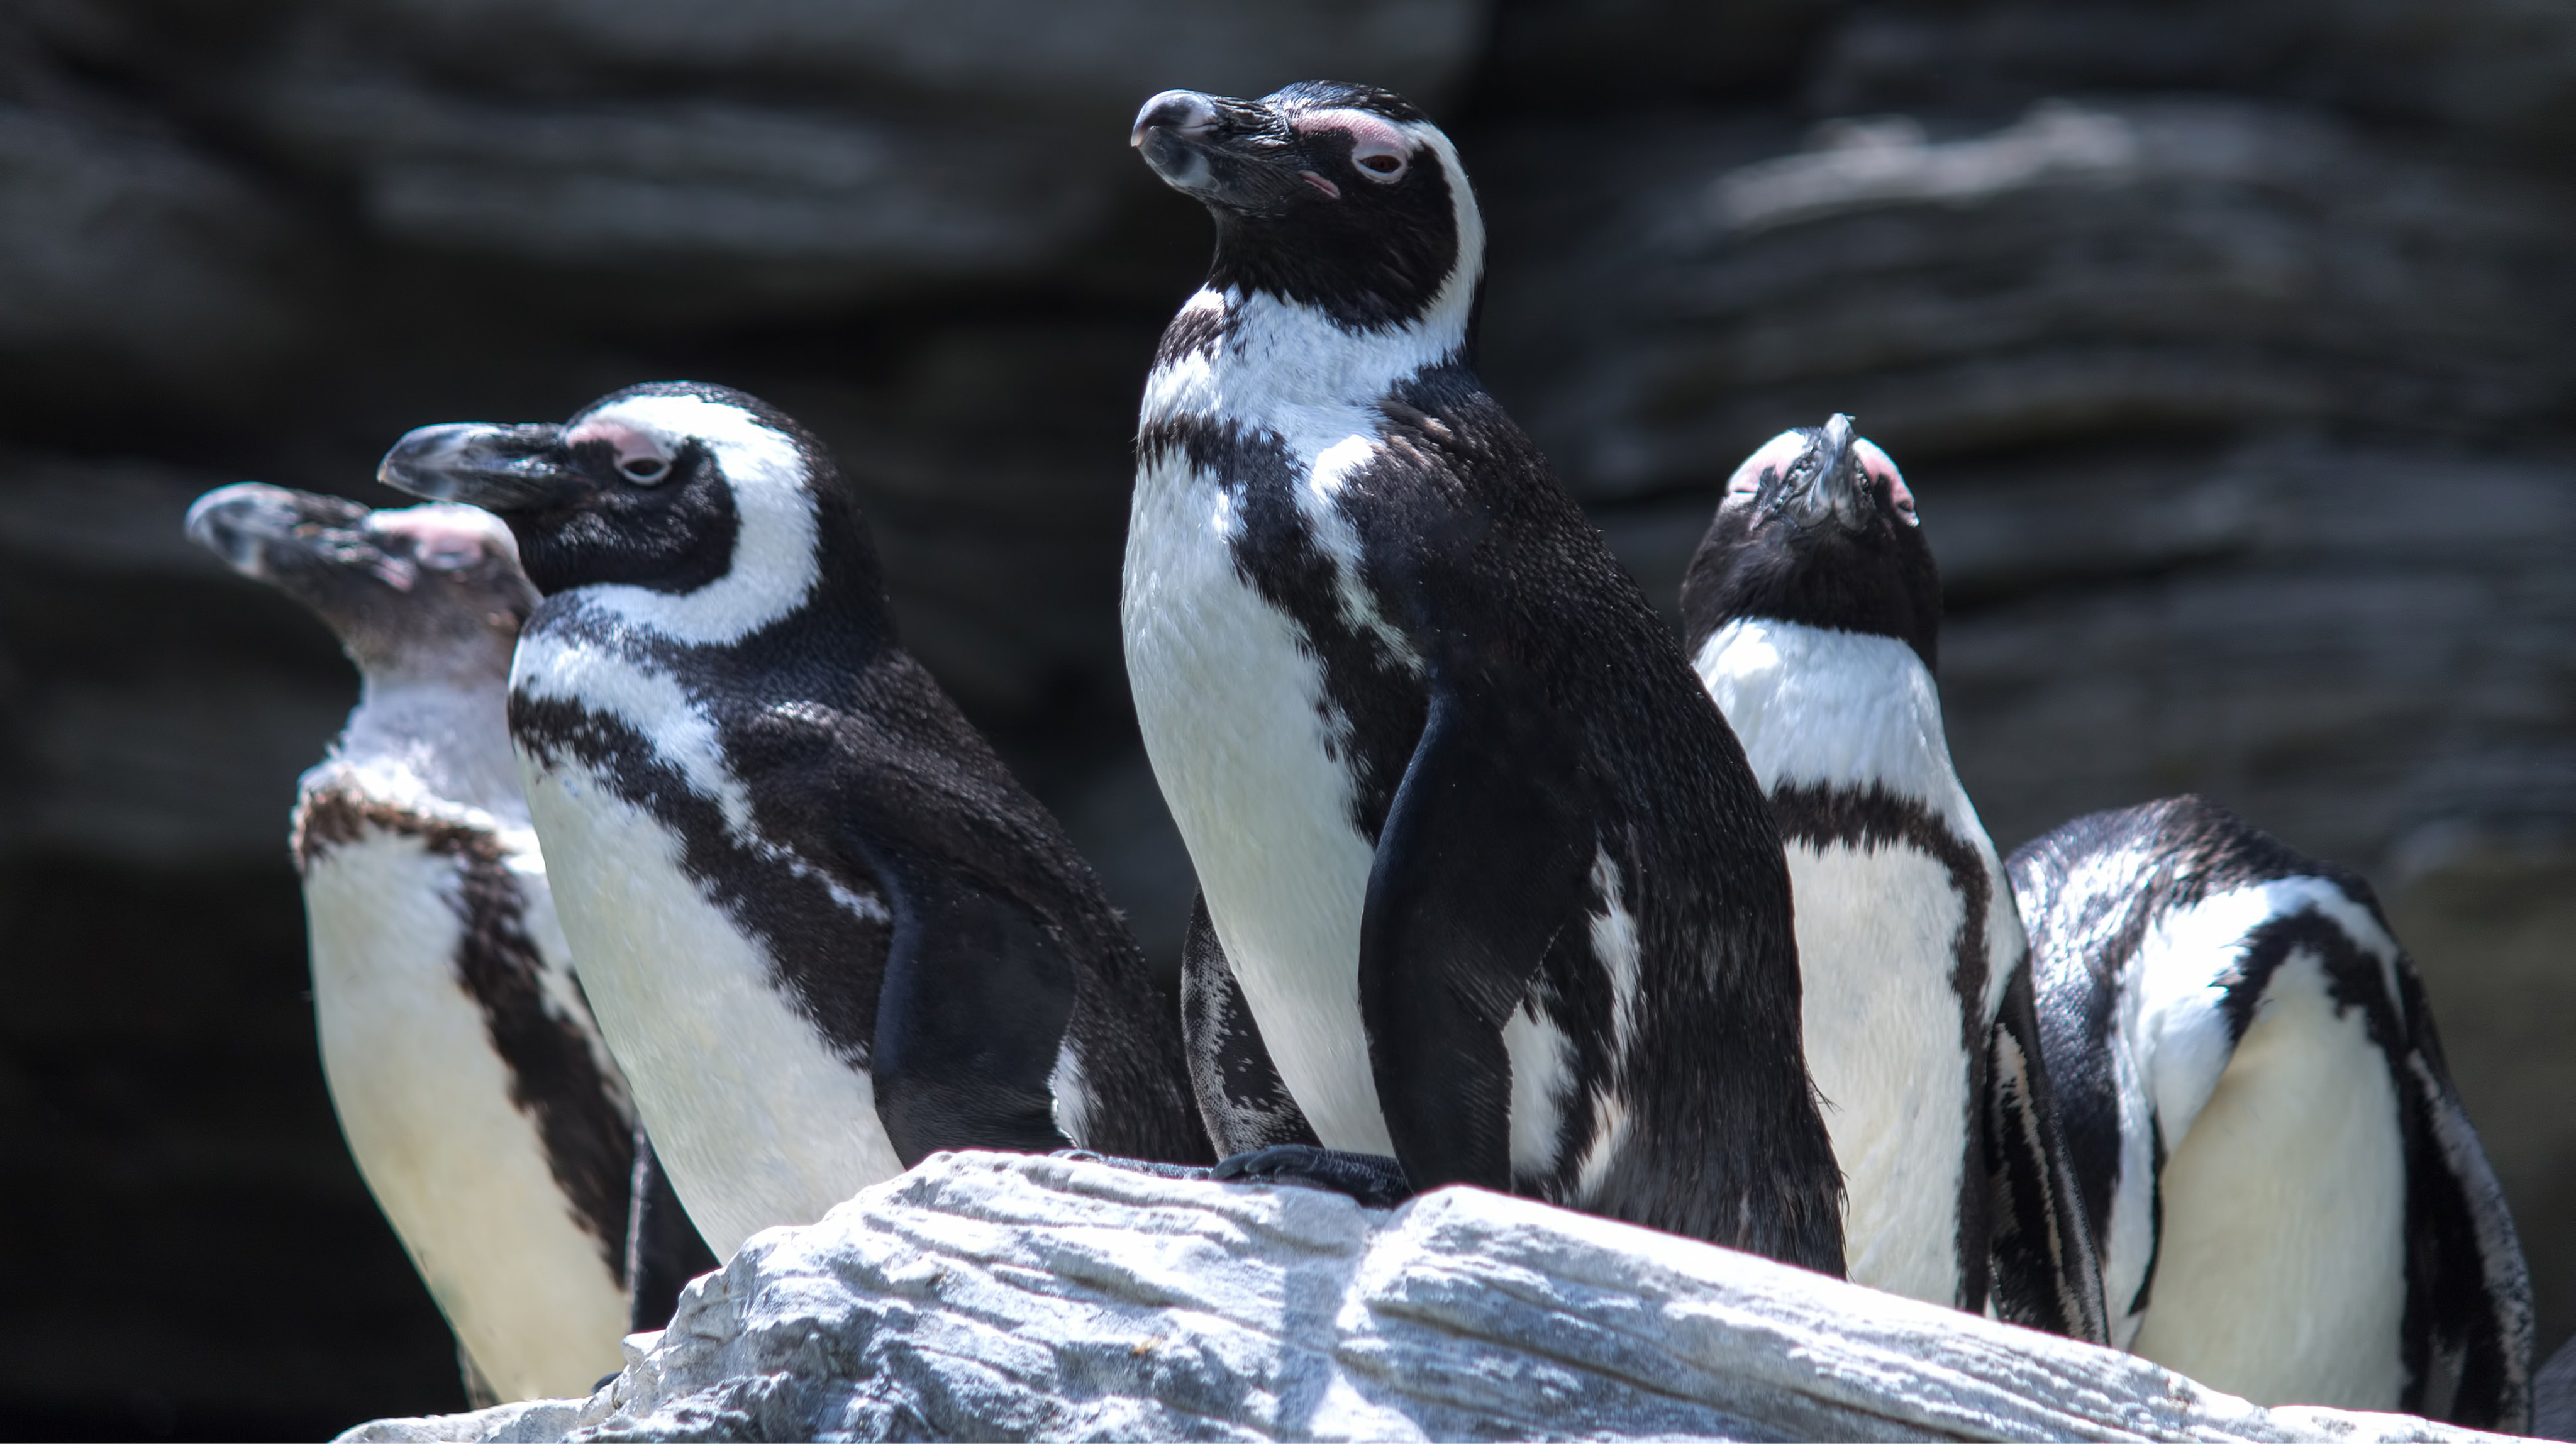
{"left": 1180, "top": 892, "right": 1322, "bottom": 1157}
{"left": 1984, "top": 958, "right": 2112, "bottom": 1344}
{"left": 863, "top": 860, "right": 1079, "bottom": 1166}
{"left": 625, "top": 1123, "right": 719, "bottom": 1334}
{"left": 2395, "top": 960, "right": 2534, "bottom": 1432}
{"left": 1358, "top": 675, "right": 1594, "bottom": 1194}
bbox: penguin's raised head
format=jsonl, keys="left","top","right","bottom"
{"left": 1678, "top": 415, "right": 1941, "bottom": 670}
{"left": 186, "top": 482, "right": 534, "bottom": 678}
{"left": 377, "top": 382, "right": 879, "bottom": 647}
{"left": 1132, "top": 80, "right": 1482, "bottom": 334}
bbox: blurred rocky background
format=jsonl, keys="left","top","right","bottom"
{"left": 3, "top": 0, "right": 2570, "bottom": 1436}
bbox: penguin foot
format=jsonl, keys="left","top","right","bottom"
{"left": 1208, "top": 1145, "right": 1414, "bottom": 1208}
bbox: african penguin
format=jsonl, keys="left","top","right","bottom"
{"left": 1126, "top": 81, "right": 1844, "bottom": 1271}
{"left": 1679, "top": 418, "right": 2106, "bottom": 1340}
{"left": 378, "top": 380, "right": 1210, "bottom": 1258}
{"left": 184, "top": 484, "right": 711, "bottom": 1403}
{"left": 2012, "top": 794, "right": 2532, "bottom": 1429}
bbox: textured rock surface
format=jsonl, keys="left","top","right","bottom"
{"left": 7, "top": 0, "right": 2576, "bottom": 1431}
{"left": 338, "top": 1153, "right": 2507, "bottom": 1444}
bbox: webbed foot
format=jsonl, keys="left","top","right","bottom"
{"left": 1208, "top": 1145, "right": 1414, "bottom": 1208}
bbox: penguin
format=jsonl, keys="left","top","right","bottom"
{"left": 184, "top": 484, "right": 713, "bottom": 1404}
{"left": 2011, "top": 794, "right": 2532, "bottom": 1429}
{"left": 1125, "top": 80, "right": 1845, "bottom": 1272}
{"left": 377, "top": 380, "right": 1211, "bottom": 1260}
{"left": 1678, "top": 418, "right": 2107, "bottom": 1341}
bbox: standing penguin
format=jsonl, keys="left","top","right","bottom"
{"left": 379, "top": 381, "right": 1209, "bottom": 1259}
{"left": 2012, "top": 795, "right": 2531, "bottom": 1429}
{"left": 184, "top": 484, "right": 711, "bottom": 1403}
{"left": 1126, "top": 81, "right": 1844, "bottom": 1272}
{"left": 1679, "top": 418, "right": 2106, "bottom": 1340}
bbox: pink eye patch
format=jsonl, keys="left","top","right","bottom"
{"left": 1292, "top": 108, "right": 1411, "bottom": 176}
{"left": 566, "top": 417, "right": 665, "bottom": 472}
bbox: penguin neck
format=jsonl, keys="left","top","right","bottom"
{"left": 555, "top": 511, "right": 893, "bottom": 668}
{"left": 335, "top": 667, "right": 529, "bottom": 824}
{"left": 1145, "top": 282, "right": 1473, "bottom": 433}
{"left": 1693, "top": 616, "right": 1979, "bottom": 828}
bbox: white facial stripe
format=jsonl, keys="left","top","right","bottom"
{"left": 571, "top": 393, "right": 819, "bottom": 647}
{"left": 1404, "top": 121, "right": 1482, "bottom": 344}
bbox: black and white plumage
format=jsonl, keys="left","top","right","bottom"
{"left": 378, "top": 382, "right": 1209, "bottom": 1258}
{"left": 2012, "top": 795, "right": 2532, "bottom": 1429}
{"left": 1680, "top": 419, "right": 2105, "bottom": 1340}
{"left": 184, "top": 484, "right": 710, "bottom": 1402}
{"left": 1126, "top": 82, "right": 1843, "bottom": 1270}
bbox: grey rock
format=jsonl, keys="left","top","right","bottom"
{"left": 343, "top": 1152, "right": 2517, "bottom": 1443}
{"left": 330, "top": 0, "right": 1488, "bottom": 124}
{"left": 0, "top": 449, "right": 245, "bottom": 579}
{"left": 0, "top": 451, "right": 353, "bottom": 865}
{"left": 0, "top": 47, "right": 309, "bottom": 394}
{"left": 1806, "top": 1, "right": 2576, "bottom": 158}
{"left": 339, "top": 1399, "right": 587, "bottom": 1444}
{"left": 1928, "top": 436, "right": 2576, "bottom": 867}
{"left": 162, "top": 0, "right": 1486, "bottom": 306}
{"left": 1481, "top": 99, "right": 2576, "bottom": 500}
{"left": 240, "top": 67, "right": 1110, "bottom": 308}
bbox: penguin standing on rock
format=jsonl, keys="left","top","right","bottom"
{"left": 1125, "top": 81, "right": 1844, "bottom": 1272}
{"left": 379, "top": 381, "right": 1209, "bottom": 1260}
{"left": 2012, "top": 795, "right": 2531, "bottom": 1429}
{"left": 1680, "top": 419, "right": 2106, "bottom": 1340}
{"left": 184, "top": 484, "right": 711, "bottom": 1404}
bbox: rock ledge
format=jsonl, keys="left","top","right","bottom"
{"left": 338, "top": 1151, "right": 2511, "bottom": 1443}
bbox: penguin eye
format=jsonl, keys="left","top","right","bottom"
{"left": 1351, "top": 143, "right": 1409, "bottom": 184}
{"left": 619, "top": 455, "right": 671, "bottom": 486}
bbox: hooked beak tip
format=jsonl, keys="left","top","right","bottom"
{"left": 183, "top": 482, "right": 299, "bottom": 572}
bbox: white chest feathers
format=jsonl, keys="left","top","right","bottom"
{"left": 1123, "top": 287, "right": 1455, "bottom": 1160}
{"left": 1696, "top": 618, "right": 2022, "bottom": 1307}
{"left": 297, "top": 792, "right": 628, "bottom": 1402}
{"left": 2110, "top": 880, "right": 2411, "bottom": 1407}
{"left": 509, "top": 627, "right": 904, "bottom": 1260}
{"left": 1123, "top": 420, "right": 1394, "bottom": 1158}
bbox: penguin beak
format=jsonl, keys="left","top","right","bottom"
{"left": 184, "top": 481, "right": 369, "bottom": 578}
{"left": 1758, "top": 414, "right": 1872, "bottom": 533}
{"left": 1131, "top": 89, "right": 1305, "bottom": 211}
{"left": 379, "top": 422, "right": 578, "bottom": 513}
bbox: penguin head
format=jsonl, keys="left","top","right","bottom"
{"left": 377, "top": 382, "right": 882, "bottom": 647}
{"left": 1678, "top": 415, "right": 1942, "bottom": 671}
{"left": 185, "top": 482, "right": 535, "bottom": 679}
{"left": 1131, "top": 80, "right": 1484, "bottom": 335}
